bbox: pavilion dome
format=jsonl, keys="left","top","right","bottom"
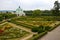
{"left": 16, "top": 6, "right": 26, "bottom": 16}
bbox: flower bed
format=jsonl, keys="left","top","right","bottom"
{"left": 0, "top": 24, "right": 29, "bottom": 40}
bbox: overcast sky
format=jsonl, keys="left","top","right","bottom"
{"left": 0, "top": 0, "right": 59, "bottom": 10}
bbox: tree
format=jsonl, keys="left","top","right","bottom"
{"left": 33, "top": 9, "right": 41, "bottom": 16}
{"left": 0, "top": 15, "right": 4, "bottom": 21}
{"left": 2, "top": 13, "right": 16, "bottom": 19}
{"left": 24, "top": 10, "right": 33, "bottom": 16}
{"left": 52, "top": 1, "right": 60, "bottom": 16}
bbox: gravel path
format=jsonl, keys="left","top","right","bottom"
{"left": 38, "top": 26, "right": 60, "bottom": 40}
{"left": 0, "top": 22, "right": 8, "bottom": 25}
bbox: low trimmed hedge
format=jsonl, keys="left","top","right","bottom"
{"left": 29, "top": 31, "right": 47, "bottom": 40}
{"left": 0, "top": 20, "right": 6, "bottom": 24}
{"left": 8, "top": 20, "right": 36, "bottom": 29}
{"left": 49, "top": 23, "right": 60, "bottom": 31}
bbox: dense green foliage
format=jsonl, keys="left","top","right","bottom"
{"left": 32, "top": 9, "right": 41, "bottom": 16}
{"left": 32, "top": 25, "right": 51, "bottom": 33}
{"left": 52, "top": 1, "right": 59, "bottom": 15}
{"left": 16, "top": 16, "right": 60, "bottom": 21}
{"left": 0, "top": 12, "right": 17, "bottom": 21}
{"left": 24, "top": 10, "right": 33, "bottom": 16}
{"left": 0, "top": 15, "right": 4, "bottom": 21}
{"left": 24, "top": 9, "right": 60, "bottom": 16}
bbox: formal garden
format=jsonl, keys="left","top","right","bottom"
{"left": 0, "top": 6, "right": 60, "bottom": 40}
{"left": 7, "top": 16, "right": 60, "bottom": 40}
{"left": 0, "top": 23, "right": 30, "bottom": 40}
{"left": 0, "top": 15, "right": 60, "bottom": 40}
{"left": 0, "top": 13, "right": 60, "bottom": 40}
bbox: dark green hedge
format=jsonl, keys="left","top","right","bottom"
{"left": 30, "top": 31, "right": 47, "bottom": 40}
{"left": 31, "top": 25, "right": 51, "bottom": 33}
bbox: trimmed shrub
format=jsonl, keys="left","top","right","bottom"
{"left": 32, "top": 31, "right": 47, "bottom": 40}
{"left": 45, "top": 26, "right": 51, "bottom": 31}
{"left": 32, "top": 27, "right": 38, "bottom": 32}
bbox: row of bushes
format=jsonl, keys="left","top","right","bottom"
{"left": 32, "top": 22, "right": 60, "bottom": 33}
{"left": 0, "top": 20, "right": 6, "bottom": 24}
{"left": 27, "top": 25, "right": 51, "bottom": 40}
{"left": 30, "top": 22, "right": 60, "bottom": 40}
{"left": 32, "top": 25, "right": 51, "bottom": 33}
{"left": 17, "top": 16, "right": 60, "bottom": 21}
{"left": 8, "top": 20, "right": 36, "bottom": 29}
{"left": 0, "top": 13, "right": 17, "bottom": 21}
{"left": 28, "top": 31, "right": 47, "bottom": 40}
{"left": 49, "top": 23, "right": 60, "bottom": 31}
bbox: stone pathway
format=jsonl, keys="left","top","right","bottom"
{"left": 38, "top": 25, "right": 60, "bottom": 40}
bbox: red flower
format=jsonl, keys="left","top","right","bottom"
{"left": 0, "top": 30, "right": 4, "bottom": 34}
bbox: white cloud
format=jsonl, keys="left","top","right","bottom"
{"left": 0, "top": 0, "right": 59, "bottom": 10}
{"left": 0, "top": 0, "right": 19, "bottom": 10}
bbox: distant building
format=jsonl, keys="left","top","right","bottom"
{"left": 15, "top": 6, "right": 26, "bottom": 16}
{"left": 0, "top": 6, "right": 26, "bottom": 16}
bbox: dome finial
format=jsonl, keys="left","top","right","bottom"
{"left": 19, "top": 6, "right": 20, "bottom": 8}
